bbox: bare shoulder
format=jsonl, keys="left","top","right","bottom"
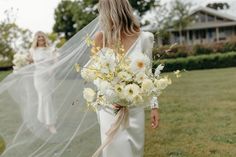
{"left": 143, "top": 31, "right": 154, "bottom": 42}
{"left": 144, "top": 31, "right": 154, "bottom": 39}
{"left": 94, "top": 31, "right": 103, "bottom": 47}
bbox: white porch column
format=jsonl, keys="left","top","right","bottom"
{"left": 187, "top": 30, "right": 190, "bottom": 45}
{"left": 216, "top": 27, "right": 219, "bottom": 42}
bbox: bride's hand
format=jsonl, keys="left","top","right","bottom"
{"left": 112, "top": 104, "right": 122, "bottom": 110}
{"left": 151, "top": 108, "right": 160, "bottom": 129}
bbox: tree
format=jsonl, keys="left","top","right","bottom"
{"left": 53, "top": 0, "right": 159, "bottom": 40}
{"left": 0, "top": 9, "right": 32, "bottom": 66}
{"left": 149, "top": 3, "right": 172, "bottom": 45}
{"left": 53, "top": 1, "right": 78, "bottom": 40}
{"left": 170, "top": 0, "right": 193, "bottom": 44}
{"left": 53, "top": 0, "right": 97, "bottom": 40}
{"left": 206, "top": 2, "right": 230, "bottom": 10}
{"left": 129, "top": 0, "right": 159, "bottom": 16}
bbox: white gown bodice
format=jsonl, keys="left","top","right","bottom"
{"left": 31, "top": 47, "right": 55, "bottom": 63}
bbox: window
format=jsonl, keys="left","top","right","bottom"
{"left": 216, "top": 17, "right": 224, "bottom": 22}
{"left": 207, "top": 14, "right": 215, "bottom": 22}
{"left": 199, "top": 12, "right": 206, "bottom": 23}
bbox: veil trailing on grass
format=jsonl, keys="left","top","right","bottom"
{"left": 0, "top": 16, "right": 101, "bottom": 157}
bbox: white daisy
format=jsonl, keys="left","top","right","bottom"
{"left": 130, "top": 54, "right": 150, "bottom": 73}
{"left": 124, "top": 84, "right": 141, "bottom": 102}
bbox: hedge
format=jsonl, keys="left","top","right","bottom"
{"left": 0, "top": 61, "right": 13, "bottom": 71}
{"left": 153, "top": 52, "right": 236, "bottom": 72}
{"left": 153, "top": 37, "right": 236, "bottom": 59}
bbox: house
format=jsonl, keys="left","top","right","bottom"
{"left": 159, "top": 7, "right": 236, "bottom": 45}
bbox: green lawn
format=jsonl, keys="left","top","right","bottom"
{"left": 0, "top": 71, "right": 11, "bottom": 81}
{"left": 145, "top": 67, "right": 236, "bottom": 157}
{"left": 0, "top": 68, "right": 236, "bottom": 156}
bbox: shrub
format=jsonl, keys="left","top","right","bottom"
{"left": 153, "top": 52, "right": 236, "bottom": 72}
{"left": 153, "top": 38, "right": 236, "bottom": 59}
{"left": 153, "top": 44, "right": 191, "bottom": 60}
{"left": 193, "top": 44, "right": 213, "bottom": 55}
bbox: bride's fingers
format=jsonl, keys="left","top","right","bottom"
{"left": 112, "top": 104, "right": 122, "bottom": 109}
{"left": 151, "top": 116, "right": 159, "bottom": 129}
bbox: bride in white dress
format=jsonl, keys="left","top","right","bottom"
{"left": 92, "top": 0, "right": 160, "bottom": 156}
{"left": 28, "top": 31, "right": 57, "bottom": 134}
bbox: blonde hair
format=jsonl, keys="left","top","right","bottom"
{"left": 31, "top": 31, "right": 50, "bottom": 49}
{"left": 98, "top": 0, "right": 140, "bottom": 47}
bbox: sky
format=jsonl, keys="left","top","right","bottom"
{"left": 1, "top": 0, "right": 236, "bottom": 33}
{"left": 0, "top": 0, "right": 60, "bottom": 33}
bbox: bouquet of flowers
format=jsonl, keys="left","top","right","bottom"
{"left": 75, "top": 35, "right": 172, "bottom": 112}
{"left": 12, "top": 53, "right": 31, "bottom": 71}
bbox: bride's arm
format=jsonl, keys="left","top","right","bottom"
{"left": 26, "top": 49, "right": 34, "bottom": 64}
{"left": 93, "top": 31, "right": 103, "bottom": 53}
{"left": 144, "top": 32, "right": 160, "bottom": 129}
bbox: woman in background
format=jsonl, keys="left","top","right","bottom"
{"left": 28, "top": 31, "right": 58, "bottom": 134}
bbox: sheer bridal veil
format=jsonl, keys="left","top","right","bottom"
{"left": 0, "top": 17, "right": 101, "bottom": 157}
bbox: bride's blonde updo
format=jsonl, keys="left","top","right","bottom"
{"left": 31, "top": 31, "right": 50, "bottom": 49}
{"left": 98, "top": 0, "right": 140, "bottom": 47}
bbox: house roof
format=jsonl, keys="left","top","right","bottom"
{"left": 168, "top": 7, "right": 236, "bottom": 32}
{"left": 142, "top": 6, "right": 236, "bottom": 32}
{"left": 169, "top": 21, "right": 236, "bottom": 31}
{"left": 190, "top": 6, "right": 236, "bottom": 21}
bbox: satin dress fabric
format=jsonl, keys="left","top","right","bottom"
{"left": 95, "top": 31, "right": 155, "bottom": 157}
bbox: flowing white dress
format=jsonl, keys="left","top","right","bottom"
{"left": 31, "top": 47, "right": 57, "bottom": 125}
{"left": 95, "top": 31, "right": 159, "bottom": 157}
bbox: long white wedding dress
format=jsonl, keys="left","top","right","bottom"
{"left": 94, "top": 31, "right": 159, "bottom": 157}
{"left": 31, "top": 47, "right": 57, "bottom": 125}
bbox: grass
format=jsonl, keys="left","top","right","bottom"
{"left": 144, "top": 67, "right": 236, "bottom": 157}
{"left": 0, "top": 71, "right": 11, "bottom": 81}
{"left": 0, "top": 67, "right": 236, "bottom": 156}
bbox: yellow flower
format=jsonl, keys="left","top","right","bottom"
{"left": 174, "top": 70, "right": 181, "bottom": 78}
{"left": 119, "top": 45, "right": 125, "bottom": 52}
{"left": 85, "top": 34, "right": 95, "bottom": 47}
{"left": 74, "top": 64, "right": 81, "bottom": 72}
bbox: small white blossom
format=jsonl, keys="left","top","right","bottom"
{"left": 141, "top": 79, "right": 154, "bottom": 94}
{"left": 154, "top": 64, "right": 164, "bottom": 77}
{"left": 81, "top": 68, "right": 96, "bottom": 81}
{"left": 154, "top": 77, "right": 172, "bottom": 90}
{"left": 83, "top": 88, "right": 96, "bottom": 102}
